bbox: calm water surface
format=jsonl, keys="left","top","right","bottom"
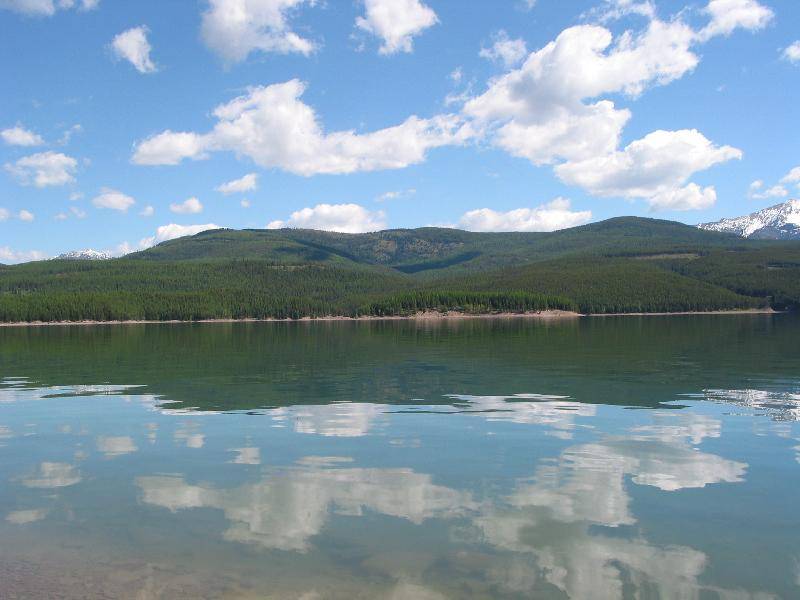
{"left": 0, "top": 316, "right": 799, "bottom": 599}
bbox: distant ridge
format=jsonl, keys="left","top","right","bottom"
{"left": 55, "top": 249, "right": 112, "bottom": 261}
{"left": 698, "top": 200, "right": 800, "bottom": 240}
{"left": 2, "top": 216, "right": 798, "bottom": 323}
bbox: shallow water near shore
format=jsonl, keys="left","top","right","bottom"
{"left": 1, "top": 315, "right": 799, "bottom": 599}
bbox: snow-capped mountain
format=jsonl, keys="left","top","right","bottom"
{"left": 698, "top": 200, "right": 800, "bottom": 239}
{"left": 55, "top": 249, "right": 112, "bottom": 261}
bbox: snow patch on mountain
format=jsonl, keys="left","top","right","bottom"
{"left": 698, "top": 200, "right": 800, "bottom": 239}
{"left": 56, "top": 249, "right": 112, "bottom": 261}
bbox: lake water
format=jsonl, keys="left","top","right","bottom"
{"left": 1, "top": 315, "right": 799, "bottom": 599}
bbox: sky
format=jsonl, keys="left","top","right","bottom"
{"left": 0, "top": 0, "right": 798, "bottom": 262}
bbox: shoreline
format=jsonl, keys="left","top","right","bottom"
{"left": 0, "top": 308, "right": 782, "bottom": 328}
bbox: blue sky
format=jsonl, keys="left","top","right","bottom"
{"left": 1, "top": 0, "right": 798, "bottom": 261}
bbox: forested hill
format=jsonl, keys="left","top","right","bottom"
{"left": 1, "top": 217, "right": 799, "bottom": 322}
{"left": 128, "top": 217, "right": 747, "bottom": 272}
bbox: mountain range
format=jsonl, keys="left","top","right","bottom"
{"left": 1, "top": 216, "right": 798, "bottom": 322}
{"left": 698, "top": 200, "right": 800, "bottom": 240}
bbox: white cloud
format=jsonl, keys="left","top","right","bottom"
{"left": 555, "top": 129, "right": 741, "bottom": 210}
{"left": 464, "top": 20, "right": 699, "bottom": 166}
{"left": 0, "top": 0, "right": 98, "bottom": 16}
{"left": 355, "top": 0, "right": 438, "bottom": 55}
{"left": 0, "top": 246, "right": 47, "bottom": 264}
{"left": 376, "top": 188, "right": 415, "bottom": 202}
{"left": 70, "top": 206, "right": 87, "bottom": 219}
{"left": 783, "top": 41, "right": 800, "bottom": 64}
{"left": 140, "top": 205, "right": 154, "bottom": 217}
{"left": 216, "top": 172, "right": 258, "bottom": 194}
{"left": 698, "top": 0, "right": 774, "bottom": 42}
{"left": 781, "top": 166, "right": 800, "bottom": 184}
{"left": 240, "top": 198, "right": 251, "bottom": 208}
{"left": 133, "top": 80, "right": 463, "bottom": 176}
{"left": 479, "top": 30, "right": 528, "bottom": 69}
{"left": 92, "top": 187, "right": 136, "bottom": 212}
{"left": 749, "top": 181, "right": 788, "bottom": 200}
{"left": 648, "top": 183, "right": 717, "bottom": 211}
{"left": 266, "top": 203, "right": 386, "bottom": 233}
{"left": 4, "top": 151, "right": 78, "bottom": 187}
{"left": 459, "top": 198, "right": 592, "bottom": 232}
{"left": 1, "top": 125, "right": 44, "bottom": 146}
{"left": 170, "top": 197, "right": 204, "bottom": 214}
{"left": 449, "top": 67, "right": 463, "bottom": 84}
{"left": 132, "top": 131, "right": 208, "bottom": 166}
{"left": 111, "top": 26, "right": 157, "bottom": 74}
{"left": 201, "top": 0, "right": 317, "bottom": 64}
{"left": 58, "top": 123, "right": 82, "bottom": 145}
{"left": 0, "top": 208, "right": 9, "bottom": 221}
{"left": 17, "top": 209, "right": 34, "bottom": 222}
{"left": 139, "top": 223, "right": 221, "bottom": 248}
{"left": 592, "top": 0, "right": 657, "bottom": 22}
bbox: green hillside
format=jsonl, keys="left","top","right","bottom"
{"left": 1, "top": 217, "right": 798, "bottom": 322}
{"left": 129, "top": 217, "right": 753, "bottom": 271}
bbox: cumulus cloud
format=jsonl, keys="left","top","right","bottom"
{"left": 648, "top": 183, "right": 717, "bottom": 211}
{"left": 169, "top": 197, "right": 203, "bottom": 214}
{"left": 111, "top": 26, "right": 157, "bottom": 74}
{"left": 479, "top": 30, "right": 528, "bottom": 68}
{"left": 1, "top": 125, "right": 44, "bottom": 146}
{"left": 201, "top": 0, "right": 317, "bottom": 64}
{"left": 783, "top": 42, "right": 800, "bottom": 64}
{"left": 464, "top": 20, "right": 699, "bottom": 166}
{"left": 92, "top": 188, "right": 136, "bottom": 212}
{"left": 0, "top": 247, "right": 47, "bottom": 264}
{"left": 140, "top": 205, "right": 154, "bottom": 217}
{"left": 4, "top": 151, "right": 78, "bottom": 187}
{"left": 0, "top": 0, "right": 98, "bottom": 16}
{"left": 748, "top": 180, "right": 788, "bottom": 200}
{"left": 139, "top": 223, "right": 222, "bottom": 248}
{"left": 17, "top": 209, "right": 34, "bottom": 222}
{"left": 355, "top": 0, "right": 438, "bottom": 55}
{"left": 459, "top": 198, "right": 591, "bottom": 232}
{"left": 0, "top": 208, "right": 8, "bottom": 221}
{"left": 266, "top": 203, "right": 386, "bottom": 233}
{"left": 697, "top": 0, "right": 774, "bottom": 42}
{"left": 555, "top": 129, "right": 741, "bottom": 210}
{"left": 216, "top": 173, "right": 258, "bottom": 194}
{"left": 781, "top": 166, "right": 800, "bottom": 185}
{"left": 133, "top": 80, "right": 463, "bottom": 175}
{"left": 131, "top": 131, "right": 208, "bottom": 166}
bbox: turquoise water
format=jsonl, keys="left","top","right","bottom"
{"left": 0, "top": 316, "right": 798, "bottom": 598}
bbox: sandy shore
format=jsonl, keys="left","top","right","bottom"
{"left": 589, "top": 308, "right": 780, "bottom": 317}
{"left": 0, "top": 308, "right": 782, "bottom": 328}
